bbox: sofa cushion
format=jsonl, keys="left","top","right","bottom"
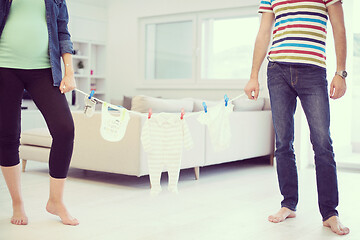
{"left": 263, "top": 98, "right": 271, "bottom": 110}
{"left": 232, "top": 97, "right": 265, "bottom": 111}
{"left": 20, "top": 128, "right": 52, "bottom": 148}
{"left": 192, "top": 98, "right": 221, "bottom": 112}
{"left": 110, "top": 98, "right": 123, "bottom": 106}
{"left": 131, "top": 95, "right": 194, "bottom": 113}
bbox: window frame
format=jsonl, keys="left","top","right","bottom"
{"left": 196, "top": 7, "right": 260, "bottom": 88}
{"left": 139, "top": 14, "right": 197, "bottom": 88}
{"left": 138, "top": 6, "right": 260, "bottom": 90}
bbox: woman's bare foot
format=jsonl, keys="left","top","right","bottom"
{"left": 323, "top": 216, "right": 349, "bottom": 235}
{"left": 1, "top": 165, "right": 28, "bottom": 225}
{"left": 11, "top": 202, "right": 28, "bottom": 225}
{"left": 46, "top": 200, "right": 79, "bottom": 226}
{"left": 268, "top": 207, "right": 296, "bottom": 223}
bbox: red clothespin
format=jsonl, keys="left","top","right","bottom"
{"left": 180, "top": 108, "right": 185, "bottom": 120}
{"left": 148, "top": 108, "right": 152, "bottom": 119}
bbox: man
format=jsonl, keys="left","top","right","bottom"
{"left": 244, "top": 0, "right": 349, "bottom": 236}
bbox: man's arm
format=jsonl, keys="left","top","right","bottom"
{"left": 244, "top": 12, "right": 274, "bottom": 100}
{"left": 328, "top": 1, "right": 347, "bottom": 99}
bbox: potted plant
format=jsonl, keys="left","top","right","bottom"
{"left": 77, "top": 61, "right": 85, "bottom": 75}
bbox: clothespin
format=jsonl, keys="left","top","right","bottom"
{"left": 202, "top": 102, "right": 207, "bottom": 113}
{"left": 180, "top": 108, "right": 185, "bottom": 120}
{"left": 88, "top": 90, "right": 95, "bottom": 99}
{"left": 224, "top": 94, "right": 229, "bottom": 107}
{"left": 148, "top": 108, "right": 152, "bottom": 119}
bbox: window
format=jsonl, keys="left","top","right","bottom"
{"left": 201, "top": 17, "right": 259, "bottom": 80}
{"left": 145, "top": 21, "right": 193, "bottom": 80}
{"left": 139, "top": 7, "right": 259, "bottom": 89}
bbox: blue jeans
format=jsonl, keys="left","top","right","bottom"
{"left": 267, "top": 61, "right": 338, "bottom": 221}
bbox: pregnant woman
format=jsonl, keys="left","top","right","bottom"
{"left": 0, "top": 0, "right": 78, "bottom": 225}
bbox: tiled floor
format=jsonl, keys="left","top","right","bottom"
{"left": 0, "top": 156, "right": 359, "bottom": 240}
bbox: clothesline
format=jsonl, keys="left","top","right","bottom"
{"left": 74, "top": 88, "right": 244, "bottom": 193}
{"left": 74, "top": 88, "right": 246, "bottom": 118}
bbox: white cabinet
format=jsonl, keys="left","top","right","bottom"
{"left": 71, "top": 40, "right": 107, "bottom": 109}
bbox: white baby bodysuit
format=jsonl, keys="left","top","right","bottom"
{"left": 100, "top": 103, "right": 130, "bottom": 142}
{"left": 141, "top": 113, "right": 193, "bottom": 195}
{"left": 83, "top": 96, "right": 96, "bottom": 118}
{"left": 197, "top": 102, "right": 234, "bottom": 152}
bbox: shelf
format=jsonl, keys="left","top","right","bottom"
{"left": 72, "top": 40, "right": 106, "bottom": 109}
{"left": 74, "top": 74, "right": 89, "bottom": 78}
{"left": 90, "top": 75, "right": 106, "bottom": 79}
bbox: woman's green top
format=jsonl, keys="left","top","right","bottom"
{"left": 0, "top": 0, "right": 51, "bottom": 69}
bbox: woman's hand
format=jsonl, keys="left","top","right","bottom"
{"left": 60, "top": 53, "right": 76, "bottom": 94}
{"left": 59, "top": 73, "right": 76, "bottom": 94}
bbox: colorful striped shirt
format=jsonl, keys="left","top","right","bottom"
{"left": 259, "top": 0, "right": 342, "bottom": 69}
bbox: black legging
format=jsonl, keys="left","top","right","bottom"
{"left": 0, "top": 67, "right": 74, "bottom": 179}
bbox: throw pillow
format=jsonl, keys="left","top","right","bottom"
{"left": 192, "top": 98, "right": 221, "bottom": 112}
{"left": 131, "top": 95, "right": 194, "bottom": 113}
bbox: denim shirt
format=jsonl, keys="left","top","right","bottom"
{"left": 0, "top": 0, "right": 74, "bottom": 86}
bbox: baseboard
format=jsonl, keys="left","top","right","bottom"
{"left": 333, "top": 143, "right": 353, "bottom": 160}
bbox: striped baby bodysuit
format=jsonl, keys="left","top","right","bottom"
{"left": 259, "top": 0, "right": 342, "bottom": 69}
{"left": 141, "top": 113, "right": 193, "bottom": 195}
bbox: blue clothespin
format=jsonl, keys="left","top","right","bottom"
{"left": 224, "top": 94, "right": 229, "bottom": 107}
{"left": 88, "top": 90, "right": 95, "bottom": 99}
{"left": 202, "top": 102, "right": 207, "bottom": 113}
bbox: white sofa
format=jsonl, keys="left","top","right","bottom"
{"left": 19, "top": 96, "right": 275, "bottom": 179}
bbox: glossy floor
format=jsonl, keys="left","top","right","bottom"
{"left": 0, "top": 157, "right": 359, "bottom": 240}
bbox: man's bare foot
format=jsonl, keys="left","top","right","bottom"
{"left": 323, "top": 216, "right": 349, "bottom": 235}
{"left": 11, "top": 203, "right": 28, "bottom": 225}
{"left": 268, "top": 207, "right": 296, "bottom": 223}
{"left": 46, "top": 200, "right": 79, "bottom": 226}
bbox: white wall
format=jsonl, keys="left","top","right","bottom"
{"left": 326, "top": 0, "right": 353, "bottom": 159}
{"left": 67, "top": 0, "right": 108, "bottom": 42}
{"left": 353, "top": 95, "right": 360, "bottom": 152}
{"left": 106, "top": 0, "right": 263, "bottom": 101}
{"left": 351, "top": 0, "right": 360, "bottom": 152}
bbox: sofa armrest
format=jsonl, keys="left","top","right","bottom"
{"left": 71, "top": 111, "right": 146, "bottom": 176}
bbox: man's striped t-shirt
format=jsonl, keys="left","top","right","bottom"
{"left": 259, "top": 0, "right": 342, "bottom": 69}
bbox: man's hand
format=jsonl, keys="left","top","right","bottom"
{"left": 244, "top": 78, "right": 260, "bottom": 100}
{"left": 329, "top": 75, "right": 346, "bottom": 99}
{"left": 59, "top": 73, "right": 76, "bottom": 94}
